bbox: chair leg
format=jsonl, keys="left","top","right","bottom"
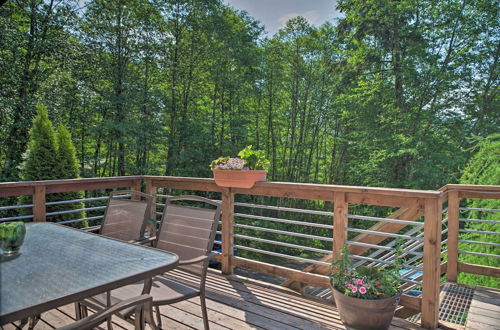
{"left": 107, "top": 316, "right": 113, "bottom": 330}
{"left": 200, "top": 294, "right": 209, "bottom": 330}
{"left": 154, "top": 306, "right": 162, "bottom": 329}
{"left": 143, "top": 301, "right": 157, "bottom": 330}
{"left": 81, "top": 305, "right": 89, "bottom": 317}
{"left": 28, "top": 315, "right": 40, "bottom": 330}
{"left": 74, "top": 302, "right": 82, "bottom": 320}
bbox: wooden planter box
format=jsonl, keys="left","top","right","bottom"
{"left": 212, "top": 170, "right": 267, "bottom": 189}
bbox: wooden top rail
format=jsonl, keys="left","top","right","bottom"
{"left": 146, "top": 176, "right": 441, "bottom": 207}
{"left": 0, "top": 176, "right": 142, "bottom": 198}
{"left": 441, "top": 184, "right": 500, "bottom": 199}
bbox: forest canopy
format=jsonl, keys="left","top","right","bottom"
{"left": 0, "top": 0, "right": 498, "bottom": 189}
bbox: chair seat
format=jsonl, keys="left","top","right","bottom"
{"left": 82, "top": 275, "right": 201, "bottom": 318}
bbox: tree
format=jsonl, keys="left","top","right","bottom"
{"left": 54, "top": 125, "right": 86, "bottom": 226}
{"left": 19, "top": 106, "right": 86, "bottom": 227}
{"left": 458, "top": 134, "right": 500, "bottom": 288}
{"left": 0, "top": 0, "right": 78, "bottom": 181}
{"left": 20, "top": 105, "right": 59, "bottom": 182}
{"left": 18, "top": 105, "right": 58, "bottom": 215}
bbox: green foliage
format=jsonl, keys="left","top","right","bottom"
{"left": 458, "top": 135, "right": 500, "bottom": 288}
{"left": 331, "top": 246, "right": 403, "bottom": 299}
{"left": 18, "top": 107, "right": 86, "bottom": 227}
{"left": 54, "top": 125, "right": 86, "bottom": 227}
{"left": 237, "top": 146, "right": 270, "bottom": 171}
{"left": 20, "top": 105, "right": 59, "bottom": 181}
{"left": 0, "top": 221, "right": 26, "bottom": 252}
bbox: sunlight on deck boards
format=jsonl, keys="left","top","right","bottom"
{"left": 465, "top": 286, "right": 500, "bottom": 330}
{"left": 5, "top": 269, "right": 429, "bottom": 330}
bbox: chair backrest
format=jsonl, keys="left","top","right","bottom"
{"left": 155, "top": 195, "right": 221, "bottom": 279}
{"left": 99, "top": 190, "right": 153, "bottom": 242}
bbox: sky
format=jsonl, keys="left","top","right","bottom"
{"left": 224, "top": 0, "right": 341, "bottom": 36}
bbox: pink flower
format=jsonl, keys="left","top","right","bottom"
{"left": 351, "top": 286, "right": 358, "bottom": 293}
{"left": 359, "top": 287, "right": 367, "bottom": 294}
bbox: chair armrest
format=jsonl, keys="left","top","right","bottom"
{"left": 129, "top": 236, "right": 156, "bottom": 245}
{"left": 58, "top": 295, "right": 152, "bottom": 330}
{"left": 179, "top": 255, "right": 208, "bottom": 265}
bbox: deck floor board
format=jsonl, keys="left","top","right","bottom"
{"left": 4, "top": 270, "right": 433, "bottom": 330}
{"left": 465, "top": 286, "right": 500, "bottom": 330}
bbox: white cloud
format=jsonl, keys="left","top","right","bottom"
{"left": 278, "top": 10, "right": 321, "bottom": 28}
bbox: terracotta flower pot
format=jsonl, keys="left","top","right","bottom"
{"left": 212, "top": 170, "right": 267, "bottom": 189}
{"left": 331, "top": 286, "right": 401, "bottom": 330}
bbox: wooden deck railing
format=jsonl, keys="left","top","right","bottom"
{"left": 0, "top": 176, "right": 498, "bottom": 329}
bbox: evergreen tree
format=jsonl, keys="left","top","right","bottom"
{"left": 458, "top": 134, "right": 500, "bottom": 288}
{"left": 18, "top": 105, "right": 59, "bottom": 216}
{"left": 54, "top": 125, "right": 87, "bottom": 227}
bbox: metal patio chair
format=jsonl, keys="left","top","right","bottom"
{"left": 61, "top": 295, "right": 153, "bottom": 330}
{"left": 77, "top": 195, "right": 221, "bottom": 330}
{"left": 99, "top": 190, "right": 155, "bottom": 242}
{"left": 76, "top": 196, "right": 221, "bottom": 329}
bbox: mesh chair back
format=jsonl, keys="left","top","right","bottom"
{"left": 100, "top": 190, "right": 153, "bottom": 242}
{"left": 155, "top": 195, "right": 221, "bottom": 277}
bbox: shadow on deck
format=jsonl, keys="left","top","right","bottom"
{"left": 4, "top": 269, "right": 432, "bottom": 330}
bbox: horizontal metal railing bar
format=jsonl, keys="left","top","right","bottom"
{"left": 233, "top": 212, "right": 333, "bottom": 229}
{"left": 155, "top": 194, "right": 221, "bottom": 203}
{"left": 233, "top": 202, "right": 334, "bottom": 216}
{"left": 458, "top": 250, "right": 500, "bottom": 258}
{"left": 0, "top": 214, "right": 34, "bottom": 222}
{"left": 459, "top": 218, "right": 500, "bottom": 224}
{"left": 347, "top": 214, "right": 423, "bottom": 226}
{"left": 460, "top": 207, "right": 500, "bottom": 213}
{"left": 0, "top": 204, "right": 33, "bottom": 211}
{"left": 46, "top": 206, "right": 107, "bottom": 216}
{"left": 352, "top": 226, "right": 424, "bottom": 268}
{"left": 233, "top": 223, "right": 333, "bottom": 242}
{"left": 346, "top": 228, "right": 423, "bottom": 241}
{"left": 349, "top": 254, "right": 423, "bottom": 271}
{"left": 458, "top": 239, "right": 500, "bottom": 247}
{"left": 45, "top": 196, "right": 112, "bottom": 206}
{"left": 345, "top": 240, "right": 423, "bottom": 256}
{"left": 459, "top": 229, "right": 500, "bottom": 235}
{"left": 233, "top": 245, "right": 330, "bottom": 266}
{"left": 57, "top": 215, "right": 104, "bottom": 225}
{"left": 398, "top": 277, "right": 423, "bottom": 286}
{"left": 234, "top": 234, "right": 331, "bottom": 254}
{"left": 83, "top": 225, "right": 101, "bottom": 232}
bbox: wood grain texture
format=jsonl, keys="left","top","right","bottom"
{"left": 446, "top": 191, "right": 460, "bottom": 282}
{"left": 458, "top": 262, "right": 500, "bottom": 278}
{"left": 33, "top": 185, "right": 46, "bottom": 222}
{"left": 8, "top": 269, "right": 427, "bottom": 330}
{"left": 221, "top": 188, "right": 234, "bottom": 275}
{"left": 421, "top": 198, "right": 442, "bottom": 329}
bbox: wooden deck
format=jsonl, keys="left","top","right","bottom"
{"left": 465, "top": 286, "right": 500, "bottom": 330}
{"left": 4, "top": 269, "right": 428, "bottom": 330}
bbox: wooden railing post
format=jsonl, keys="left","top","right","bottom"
{"left": 446, "top": 191, "right": 459, "bottom": 282}
{"left": 221, "top": 187, "right": 235, "bottom": 275}
{"left": 131, "top": 178, "right": 142, "bottom": 200}
{"left": 421, "top": 197, "right": 443, "bottom": 329}
{"left": 33, "top": 185, "right": 46, "bottom": 222}
{"left": 145, "top": 178, "right": 157, "bottom": 220}
{"left": 333, "top": 192, "right": 348, "bottom": 258}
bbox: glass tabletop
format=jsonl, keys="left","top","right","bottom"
{"left": 0, "top": 222, "right": 178, "bottom": 324}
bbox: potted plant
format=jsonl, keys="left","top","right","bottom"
{"left": 330, "top": 246, "right": 403, "bottom": 330}
{"left": 0, "top": 221, "right": 26, "bottom": 257}
{"left": 210, "top": 145, "right": 270, "bottom": 189}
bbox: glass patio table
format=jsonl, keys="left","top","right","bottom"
{"left": 0, "top": 222, "right": 178, "bottom": 325}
